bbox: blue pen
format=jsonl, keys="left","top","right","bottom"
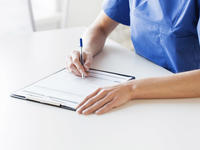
{"left": 80, "top": 38, "right": 84, "bottom": 78}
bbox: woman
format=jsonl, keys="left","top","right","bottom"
{"left": 66, "top": 0, "right": 200, "bottom": 115}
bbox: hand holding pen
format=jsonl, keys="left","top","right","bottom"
{"left": 66, "top": 38, "right": 93, "bottom": 78}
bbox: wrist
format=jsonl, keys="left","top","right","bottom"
{"left": 128, "top": 77, "right": 163, "bottom": 100}
{"left": 124, "top": 80, "right": 138, "bottom": 100}
{"left": 83, "top": 49, "right": 95, "bottom": 57}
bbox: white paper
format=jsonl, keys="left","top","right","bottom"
{"left": 14, "top": 69, "right": 133, "bottom": 108}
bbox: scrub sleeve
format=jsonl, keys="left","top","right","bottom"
{"left": 103, "top": 0, "right": 130, "bottom": 26}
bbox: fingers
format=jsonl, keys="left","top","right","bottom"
{"left": 82, "top": 95, "right": 113, "bottom": 115}
{"left": 71, "top": 51, "right": 88, "bottom": 76}
{"left": 95, "top": 100, "right": 116, "bottom": 115}
{"left": 69, "top": 63, "right": 81, "bottom": 76}
{"left": 66, "top": 51, "right": 90, "bottom": 76}
{"left": 76, "top": 88, "right": 101, "bottom": 109}
{"left": 66, "top": 56, "right": 81, "bottom": 76}
{"left": 77, "top": 89, "right": 108, "bottom": 114}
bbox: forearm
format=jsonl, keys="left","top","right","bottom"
{"left": 129, "top": 70, "right": 200, "bottom": 99}
{"left": 82, "top": 25, "right": 107, "bottom": 56}
{"left": 82, "top": 11, "right": 118, "bottom": 56}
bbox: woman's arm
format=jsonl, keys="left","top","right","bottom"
{"left": 77, "top": 70, "right": 200, "bottom": 115}
{"left": 66, "top": 11, "right": 118, "bottom": 77}
{"left": 131, "top": 69, "right": 200, "bottom": 99}
{"left": 82, "top": 11, "right": 118, "bottom": 56}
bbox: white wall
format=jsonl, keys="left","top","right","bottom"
{"left": 0, "top": 0, "right": 33, "bottom": 35}
{"left": 32, "top": 0, "right": 133, "bottom": 49}
{"left": 32, "top": 0, "right": 56, "bottom": 20}
{"left": 32, "top": 0, "right": 103, "bottom": 30}
{"left": 66, "top": 0, "right": 132, "bottom": 49}
{"left": 67, "top": 0, "right": 102, "bottom": 27}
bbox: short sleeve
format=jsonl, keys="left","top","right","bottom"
{"left": 103, "top": 0, "right": 130, "bottom": 26}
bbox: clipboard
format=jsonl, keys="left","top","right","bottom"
{"left": 11, "top": 68, "right": 135, "bottom": 111}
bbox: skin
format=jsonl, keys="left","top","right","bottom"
{"left": 66, "top": 11, "right": 200, "bottom": 115}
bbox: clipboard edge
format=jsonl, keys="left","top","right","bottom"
{"left": 10, "top": 93, "right": 76, "bottom": 111}
{"left": 90, "top": 68, "right": 136, "bottom": 80}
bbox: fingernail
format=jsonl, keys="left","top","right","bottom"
{"left": 95, "top": 111, "right": 101, "bottom": 115}
{"left": 83, "top": 110, "right": 89, "bottom": 115}
{"left": 76, "top": 108, "right": 82, "bottom": 114}
{"left": 78, "top": 111, "right": 82, "bottom": 114}
{"left": 76, "top": 106, "right": 80, "bottom": 110}
{"left": 76, "top": 111, "right": 82, "bottom": 115}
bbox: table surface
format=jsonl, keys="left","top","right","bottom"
{"left": 0, "top": 27, "right": 200, "bottom": 150}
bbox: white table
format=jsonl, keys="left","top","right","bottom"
{"left": 0, "top": 27, "right": 200, "bottom": 150}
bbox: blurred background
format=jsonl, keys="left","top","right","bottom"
{"left": 32, "top": 0, "right": 102, "bottom": 30}
{"left": 0, "top": 0, "right": 132, "bottom": 49}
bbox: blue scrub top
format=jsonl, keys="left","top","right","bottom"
{"left": 103, "top": 0, "right": 200, "bottom": 73}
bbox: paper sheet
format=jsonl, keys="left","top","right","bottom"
{"left": 14, "top": 69, "right": 133, "bottom": 108}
